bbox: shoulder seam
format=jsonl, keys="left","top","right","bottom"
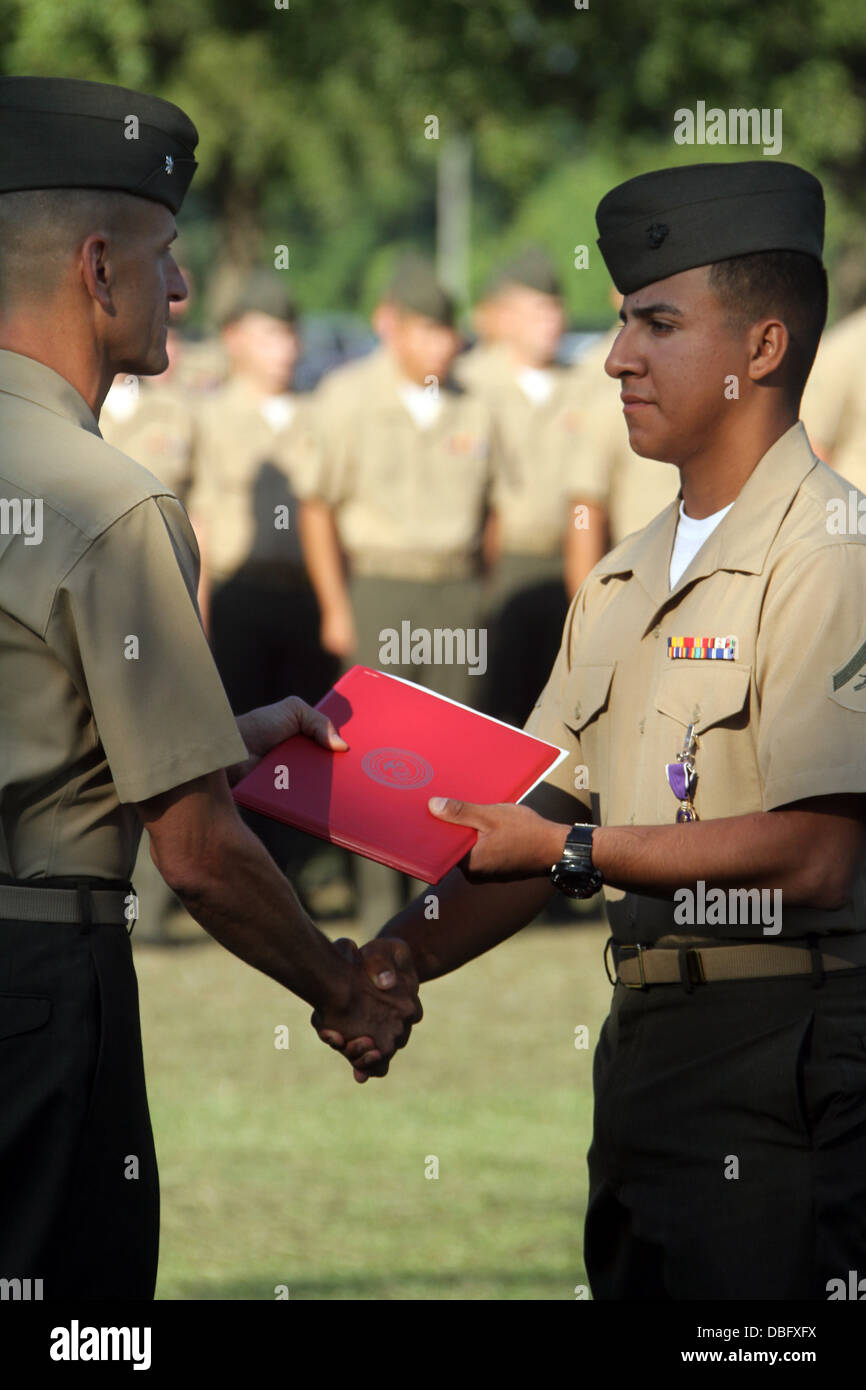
{"left": 44, "top": 495, "right": 179, "bottom": 640}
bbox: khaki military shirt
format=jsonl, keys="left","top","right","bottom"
{"left": 294, "top": 345, "right": 394, "bottom": 419}
{"left": 470, "top": 361, "right": 605, "bottom": 556}
{"left": 99, "top": 376, "right": 196, "bottom": 504}
{"left": 525, "top": 422, "right": 866, "bottom": 943}
{"left": 295, "top": 349, "right": 495, "bottom": 581}
{"left": 452, "top": 341, "right": 510, "bottom": 395}
{"left": 311, "top": 344, "right": 393, "bottom": 396}
{"left": 800, "top": 305, "right": 866, "bottom": 493}
{"left": 560, "top": 329, "right": 679, "bottom": 545}
{"left": 0, "top": 350, "right": 247, "bottom": 881}
{"left": 171, "top": 333, "right": 229, "bottom": 395}
{"left": 188, "top": 376, "right": 315, "bottom": 584}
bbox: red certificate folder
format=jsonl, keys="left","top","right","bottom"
{"left": 232, "top": 665, "right": 568, "bottom": 883}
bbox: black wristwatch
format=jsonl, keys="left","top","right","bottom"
{"left": 549, "top": 823, "right": 603, "bottom": 899}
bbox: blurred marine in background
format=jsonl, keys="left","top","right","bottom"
{"left": 187, "top": 272, "right": 343, "bottom": 907}
{"left": 297, "top": 255, "right": 499, "bottom": 924}
{"left": 457, "top": 247, "right": 608, "bottom": 726}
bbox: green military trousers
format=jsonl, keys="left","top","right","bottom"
{"left": 0, "top": 884, "right": 159, "bottom": 1299}
{"left": 586, "top": 960, "right": 866, "bottom": 1299}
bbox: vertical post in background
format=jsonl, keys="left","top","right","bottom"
{"left": 436, "top": 132, "right": 472, "bottom": 312}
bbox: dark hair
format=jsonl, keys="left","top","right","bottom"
{"left": 707, "top": 251, "right": 828, "bottom": 398}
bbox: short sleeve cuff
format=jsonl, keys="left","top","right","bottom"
{"left": 762, "top": 767, "right": 866, "bottom": 812}
{"left": 113, "top": 730, "right": 248, "bottom": 804}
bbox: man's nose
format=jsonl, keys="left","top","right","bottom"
{"left": 168, "top": 262, "right": 188, "bottom": 305}
{"left": 604, "top": 325, "right": 639, "bottom": 379}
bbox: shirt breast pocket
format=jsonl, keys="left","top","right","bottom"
{"left": 654, "top": 661, "right": 751, "bottom": 733}
{"left": 356, "top": 423, "right": 407, "bottom": 509}
{"left": 435, "top": 436, "right": 490, "bottom": 511}
{"left": 560, "top": 663, "right": 616, "bottom": 817}
{"left": 653, "top": 662, "right": 760, "bottom": 815}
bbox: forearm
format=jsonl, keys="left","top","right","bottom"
{"left": 592, "top": 808, "right": 848, "bottom": 908}
{"left": 299, "top": 501, "right": 350, "bottom": 613}
{"left": 158, "top": 819, "right": 350, "bottom": 1009}
{"left": 378, "top": 867, "right": 555, "bottom": 982}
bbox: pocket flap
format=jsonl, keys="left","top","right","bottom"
{"left": 654, "top": 662, "right": 751, "bottom": 732}
{"left": 0, "top": 994, "right": 51, "bottom": 1042}
{"left": 563, "top": 664, "right": 616, "bottom": 733}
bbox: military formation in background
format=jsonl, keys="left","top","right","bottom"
{"left": 108, "top": 246, "right": 865, "bottom": 937}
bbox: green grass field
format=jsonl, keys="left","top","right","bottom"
{"left": 133, "top": 912, "right": 613, "bottom": 1300}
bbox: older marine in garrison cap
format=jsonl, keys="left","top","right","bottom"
{"left": 0, "top": 75, "right": 198, "bottom": 210}
{"left": 0, "top": 75, "right": 420, "bottom": 1300}
{"left": 328, "top": 159, "right": 866, "bottom": 1301}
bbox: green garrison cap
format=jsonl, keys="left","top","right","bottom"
{"left": 216, "top": 271, "right": 297, "bottom": 328}
{"left": 386, "top": 255, "right": 455, "bottom": 326}
{"left": 0, "top": 76, "right": 198, "bottom": 214}
{"left": 487, "top": 244, "right": 562, "bottom": 298}
{"left": 596, "top": 161, "right": 825, "bottom": 294}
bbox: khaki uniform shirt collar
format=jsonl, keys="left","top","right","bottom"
{"left": 379, "top": 349, "right": 466, "bottom": 430}
{"left": 499, "top": 359, "right": 572, "bottom": 411}
{"left": 594, "top": 421, "right": 818, "bottom": 618}
{"left": 0, "top": 348, "right": 101, "bottom": 439}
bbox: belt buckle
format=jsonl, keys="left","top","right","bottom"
{"left": 620, "top": 943, "right": 647, "bottom": 990}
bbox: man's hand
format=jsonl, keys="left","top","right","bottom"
{"left": 227, "top": 695, "right": 348, "bottom": 788}
{"left": 428, "top": 797, "right": 570, "bottom": 881}
{"left": 313, "top": 937, "right": 422, "bottom": 1083}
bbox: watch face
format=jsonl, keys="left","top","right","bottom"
{"left": 552, "top": 863, "right": 602, "bottom": 899}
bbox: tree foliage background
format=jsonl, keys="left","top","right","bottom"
{"left": 2, "top": 0, "right": 865, "bottom": 325}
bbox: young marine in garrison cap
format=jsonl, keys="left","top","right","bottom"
{"left": 332, "top": 160, "right": 866, "bottom": 1300}
{"left": 186, "top": 271, "right": 342, "bottom": 902}
{"left": 0, "top": 75, "right": 420, "bottom": 1298}
{"left": 293, "top": 253, "right": 499, "bottom": 924}
{"left": 188, "top": 271, "right": 333, "bottom": 704}
{"left": 296, "top": 255, "right": 496, "bottom": 713}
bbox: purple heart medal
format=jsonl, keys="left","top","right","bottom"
{"left": 666, "top": 721, "right": 699, "bottom": 822}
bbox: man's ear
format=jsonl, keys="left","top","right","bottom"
{"left": 80, "top": 232, "right": 116, "bottom": 313}
{"left": 747, "top": 317, "right": 790, "bottom": 383}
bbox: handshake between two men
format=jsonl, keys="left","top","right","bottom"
{"left": 150, "top": 692, "right": 572, "bottom": 1085}
{"left": 227, "top": 693, "right": 431, "bottom": 1083}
